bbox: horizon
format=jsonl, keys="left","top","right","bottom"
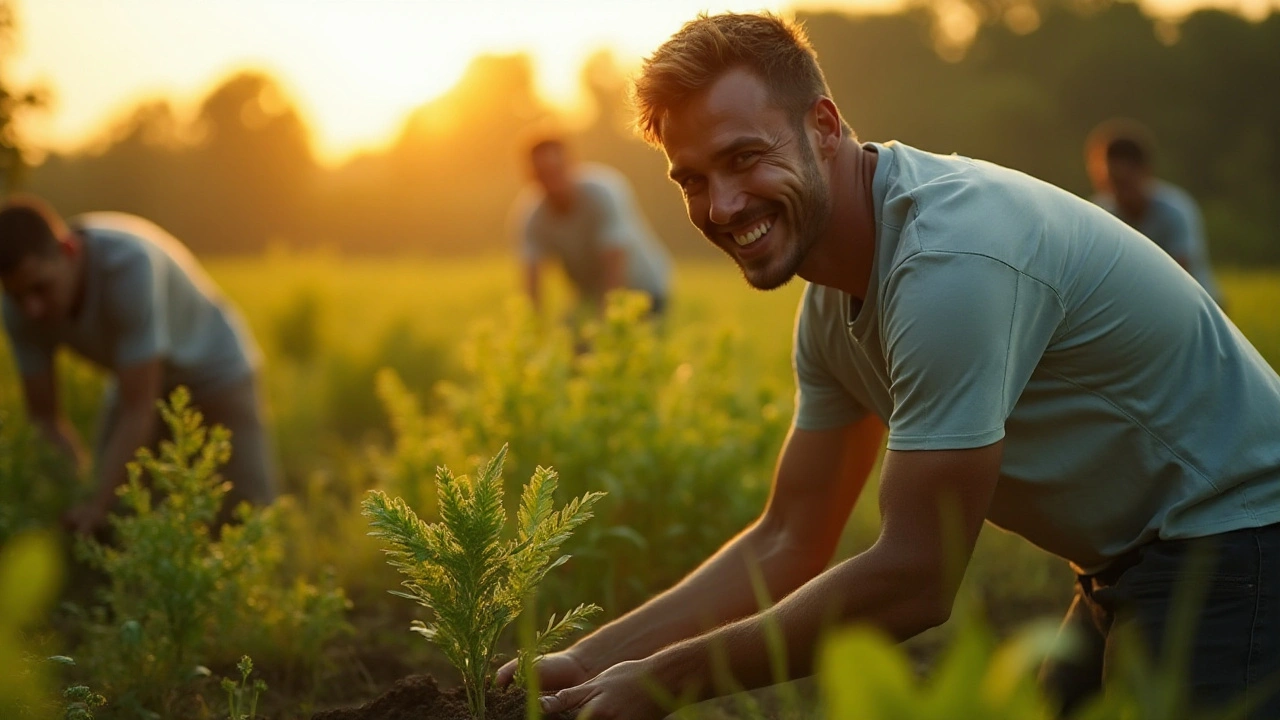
{"left": 8, "top": 0, "right": 1278, "bottom": 167}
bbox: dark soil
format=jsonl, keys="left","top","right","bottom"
{"left": 310, "top": 674, "right": 573, "bottom": 720}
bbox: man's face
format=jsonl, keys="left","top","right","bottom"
{"left": 661, "top": 68, "right": 831, "bottom": 291}
{"left": 531, "top": 144, "right": 573, "bottom": 202}
{"left": 1106, "top": 158, "right": 1151, "bottom": 215}
{"left": 2, "top": 248, "right": 78, "bottom": 323}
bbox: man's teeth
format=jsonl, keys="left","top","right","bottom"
{"left": 734, "top": 220, "right": 773, "bottom": 246}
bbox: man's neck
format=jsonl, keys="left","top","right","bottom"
{"left": 797, "top": 139, "right": 878, "bottom": 300}
{"left": 547, "top": 182, "right": 579, "bottom": 215}
{"left": 1118, "top": 195, "right": 1151, "bottom": 224}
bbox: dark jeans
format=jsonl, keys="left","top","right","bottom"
{"left": 648, "top": 292, "right": 669, "bottom": 318}
{"left": 1039, "top": 524, "right": 1280, "bottom": 718}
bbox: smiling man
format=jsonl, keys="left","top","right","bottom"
{"left": 0, "top": 195, "right": 276, "bottom": 535}
{"left": 494, "top": 11, "right": 1280, "bottom": 720}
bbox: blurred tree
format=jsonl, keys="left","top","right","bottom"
{"left": 30, "top": 72, "right": 315, "bottom": 254}
{"left": 185, "top": 72, "right": 315, "bottom": 253}
{"left": 0, "top": 0, "right": 47, "bottom": 196}
{"left": 315, "top": 53, "right": 545, "bottom": 255}
{"left": 576, "top": 50, "right": 702, "bottom": 256}
{"left": 18, "top": 3, "right": 1279, "bottom": 263}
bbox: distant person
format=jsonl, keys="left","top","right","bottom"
{"left": 1086, "top": 119, "right": 1225, "bottom": 307}
{"left": 0, "top": 196, "right": 277, "bottom": 535}
{"left": 512, "top": 135, "right": 673, "bottom": 316}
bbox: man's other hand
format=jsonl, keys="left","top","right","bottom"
{"left": 495, "top": 649, "right": 593, "bottom": 693}
{"left": 61, "top": 500, "right": 108, "bottom": 536}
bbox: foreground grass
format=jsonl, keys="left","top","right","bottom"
{"left": 0, "top": 254, "right": 1275, "bottom": 717}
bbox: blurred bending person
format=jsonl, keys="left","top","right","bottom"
{"left": 511, "top": 133, "right": 673, "bottom": 316}
{"left": 0, "top": 196, "right": 277, "bottom": 535}
{"left": 1086, "top": 119, "right": 1224, "bottom": 307}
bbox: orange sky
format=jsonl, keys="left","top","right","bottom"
{"left": 7, "top": 0, "right": 1277, "bottom": 166}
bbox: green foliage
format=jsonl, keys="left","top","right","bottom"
{"left": 0, "top": 531, "right": 63, "bottom": 718}
{"left": 273, "top": 286, "right": 323, "bottom": 366}
{"left": 62, "top": 680, "right": 107, "bottom": 720}
{"left": 363, "top": 446, "right": 604, "bottom": 719}
{"left": 382, "top": 292, "right": 788, "bottom": 612}
{"left": 820, "top": 608, "right": 1063, "bottom": 720}
{"left": 816, "top": 589, "right": 1270, "bottom": 720}
{"left": 75, "top": 388, "right": 349, "bottom": 718}
{"left": 221, "top": 655, "right": 267, "bottom": 720}
{"left": 0, "top": 414, "right": 77, "bottom": 545}
{"left": 2, "top": 259, "right": 1278, "bottom": 717}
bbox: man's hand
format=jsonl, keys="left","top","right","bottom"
{"left": 61, "top": 498, "right": 110, "bottom": 536}
{"left": 539, "top": 659, "right": 668, "bottom": 720}
{"left": 495, "top": 650, "right": 593, "bottom": 693}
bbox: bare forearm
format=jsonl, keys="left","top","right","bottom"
{"left": 91, "top": 410, "right": 156, "bottom": 508}
{"left": 602, "top": 249, "right": 626, "bottom": 294}
{"left": 524, "top": 264, "right": 542, "bottom": 310}
{"left": 32, "top": 416, "right": 87, "bottom": 468}
{"left": 649, "top": 546, "right": 947, "bottom": 700}
{"left": 572, "top": 521, "right": 827, "bottom": 676}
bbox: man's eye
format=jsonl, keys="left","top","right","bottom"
{"left": 733, "top": 151, "right": 760, "bottom": 168}
{"left": 679, "top": 177, "right": 704, "bottom": 195}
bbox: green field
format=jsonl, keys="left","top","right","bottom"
{"left": 2, "top": 257, "right": 1278, "bottom": 719}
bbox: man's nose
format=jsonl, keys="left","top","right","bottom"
{"left": 707, "top": 177, "right": 747, "bottom": 228}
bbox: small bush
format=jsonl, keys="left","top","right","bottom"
{"left": 74, "top": 388, "right": 349, "bottom": 718}
{"left": 363, "top": 446, "right": 603, "bottom": 720}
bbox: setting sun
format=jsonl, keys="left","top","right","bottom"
{"left": 8, "top": 0, "right": 1277, "bottom": 165}
{"left": 10, "top": 0, "right": 845, "bottom": 165}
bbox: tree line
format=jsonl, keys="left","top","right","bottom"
{"left": 5, "top": 0, "right": 1278, "bottom": 264}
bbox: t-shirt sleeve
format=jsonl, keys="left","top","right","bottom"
{"left": 107, "top": 252, "right": 169, "bottom": 368}
{"left": 510, "top": 190, "right": 543, "bottom": 263}
{"left": 597, "top": 184, "right": 633, "bottom": 253}
{"left": 1163, "top": 198, "right": 1203, "bottom": 261}
{"left": 792, "top": 287, "right": 868, "bottom": 431}
{"left": 881, "top": 252, "right": 1064, "bottom": 451}
{"left": 2, "top": 301, "right": 54, "bottom": 375}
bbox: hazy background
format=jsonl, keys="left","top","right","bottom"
{"left": 3, "top": 0, "right": 1278, "bottom": 263}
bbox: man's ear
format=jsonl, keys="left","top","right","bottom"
{"left": 811, "top": 97, "right": 842, "bottom": 159}
{"left": 58, "top": 232, "right": 81, "bottom": 260}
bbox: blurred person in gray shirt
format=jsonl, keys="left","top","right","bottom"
{"left": 511, "top": 133, "right": 673, "bottom": 317}
{"left": 1086, "top": 119, "right": 1225, "bottom": 308}
{"left": 0, "top": 195, "right": 276, "bottom": 535}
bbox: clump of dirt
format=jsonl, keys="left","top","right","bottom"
{"left": 310, "top": 674, "right": 573, "bottom": 720}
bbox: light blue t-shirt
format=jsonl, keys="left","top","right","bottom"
{"left": 1093, "top": 181, "right": 1223, "bottom": 305}
{"left": 2, "top": 212, "right": 260, "bottom": 393}
{"left": 515, "top": 163, "right": 672, "bottom": 300}
{"left": 794, "top": 142, "right": 1280, "bottom": 573}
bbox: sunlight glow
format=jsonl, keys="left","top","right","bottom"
{"left": 8, "top": 0, "right": 1277, "bottom": 166}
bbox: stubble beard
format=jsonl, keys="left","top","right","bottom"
{"left": 738, "top": 140, "right": 831, "bottom": 291}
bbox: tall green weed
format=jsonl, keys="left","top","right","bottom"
{"left": 74, "top": 388, "right": 349, "bottom": 718}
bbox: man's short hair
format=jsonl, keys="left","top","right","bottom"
{"left": 1087, "top": 118, "right": 1157, "bottom": 168}
{"left": 633, "top": 12, "right": 845, "bottom": 147}
{"left": 0, "top": 196, "right": 66, "bottom": 274}
{"left": 517, "top": 120, "right": 570, "bottom": 163}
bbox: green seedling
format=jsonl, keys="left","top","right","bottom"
{"left": 363, "top": 445, "right": 604, "bottom": 720}
{"left": 221, "top": 655, "right": 267, "bottom": 720}
{"left": 63, "top": 683, "right": 107, "bottom": 720}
